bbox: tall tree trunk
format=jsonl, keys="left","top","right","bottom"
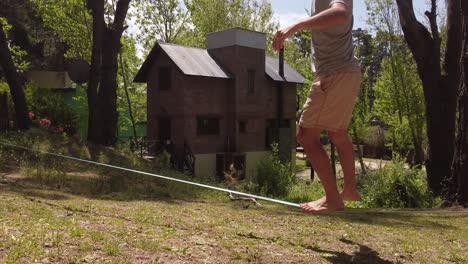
{"left": 86, "top": 0, "right": 105, "bottom": 143}
{"left": 97, "top": 0, "right": 131, "bottom": 145}
{"left": 0, "top": 20, "right": 29, "bottom": 130}
{"left": 449, "top": 3, "right": 468, "bottom": 206}
{"left": 87, "top": 0, "right": 131, "bottom": 145}
{"left": 395, "top": 0, "right": 462, "bottom": 195}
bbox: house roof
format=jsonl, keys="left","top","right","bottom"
{"left": 134, "top": 43, "right": 231, "bottom": 82}
{"left": 134, "top": 42, "right": 305, "bottom": 84}
{"left": 265, "top": 56, "right": 305, "bottom": 84}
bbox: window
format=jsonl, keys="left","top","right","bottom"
{"left": 239, "top": 120, "right": 247, "bottom": 134}
{"left": 158, "top": 67, "right": 171, "bottom": 91}
{"left": 197, "top": 117, "right": 220, "bottom": 135}
{"left": 247, "top": 69, "right": 255, "bottom": 94}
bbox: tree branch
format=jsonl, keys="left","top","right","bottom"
{"left": 395, "top": 0, "right": 435, "bottom": 67}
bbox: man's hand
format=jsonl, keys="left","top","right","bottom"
{"left": 272, "top": 26, "right": 296, "bottom": 52}
{"left": 271, "top": 3, "right": 351, "bottom": 52}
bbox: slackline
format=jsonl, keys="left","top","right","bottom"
{"left": 0, "top": 141, "right": 300, "bottom": 208}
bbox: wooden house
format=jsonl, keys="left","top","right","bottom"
{"left": 134, "top": 28, "right": 305, "bottom": 180}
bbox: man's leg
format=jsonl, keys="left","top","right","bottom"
{"left": 298, "top": 126, "right": 344, "bottom": 213}
{"left": 328, "top": 130, "right": 360, "bottom": 201}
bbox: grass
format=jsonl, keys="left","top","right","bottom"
{"left": 1, "top": 172, "right": 467, "bottom": 263}
{"left": 295, "top": 158, "right": 308, "bottom": 172}
{"left": 0, "top": 131, "right": 467, "bottom": 263}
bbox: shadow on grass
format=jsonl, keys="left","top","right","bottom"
{"left": 0, "top": 166, "right": 213, "bottom": 206}
{"left": 306, "top": 238, "right": 393, "bottom": 264}
{"left": 327, "top": 209, "right": 465, "bottom": 230}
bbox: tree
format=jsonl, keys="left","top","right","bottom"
{"left": 395, "top": 0, "right": 462, "bottom": 195}
{"left": 366, "top": 0, "right": 426, "bottom": 166}
{"left": 134, "top": 0, "right": 189, "bottom": 52}
{"left": 372, "top": 47, "right": 426, "bottom": 163}
{"left": 351, "top": 28, "right": 383, "bottom": 173}
{"left": 32, "top": 0, "right": 92, "bottom": 61}
{"left": 182, "top": 0, "right": 278, "bottom": 48}
{"left": 448, "top": 3, "right": 468, "bottom": 206}
{"left": 87, "top": 0, "right": 132, "bottom": 145}
{"left": 0, "top": 19, "right": 30, "bottom": 129}
{"left": 0, "top": 0, "right": 71, "bottom": 73}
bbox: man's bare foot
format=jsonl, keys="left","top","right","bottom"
{"left": 300, "top": 196, "right": 326, "bottom": 209}
{"left": 301, "top": 199, "right": 344, "bottom": 213}
{"left": 340, "top": 189, "right": 361, "bottom": 201}
{"left": 300, "top": 190, "right": 360, "bottom": 210}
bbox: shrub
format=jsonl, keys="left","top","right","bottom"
{"left": 254, "top": 143, "right": 294, "bottom": 197}
{"left": 358, "top": 157, "right": 437, "bottom": 208}
{"left": 25, "top": 83, "right": 79, "bottom": 135}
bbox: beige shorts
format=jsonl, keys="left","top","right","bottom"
{"left": 299, "top": 70, "right": 362, "bottom": 132}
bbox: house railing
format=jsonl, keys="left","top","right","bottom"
{"left": 130, "top": 138, "right": 160, "bottom": 157}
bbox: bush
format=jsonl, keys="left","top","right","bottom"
{"left": 358, "top": 157, "right": 437, "bottom": 208}
{"left": 286, "top": 180, "right": 324, "bottom": 203}
{"left": 25, "top": 83, "right": 79, "bottom": 135}
{"left": 254, "top": 143, "right": 294, "bottom": 197}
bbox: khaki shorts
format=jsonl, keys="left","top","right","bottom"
{"left": 299, "top": 70, "right": 362, "bottom": 132}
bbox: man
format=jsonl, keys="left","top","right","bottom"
{"left": 272, "top": 0, "right": 361, "bottom": 213}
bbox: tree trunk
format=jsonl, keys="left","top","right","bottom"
{"left": 86, "top": 0, "right": 105, "bottom": 143}
{"left": 449, "top": 3, "right": 468, "bottom": 206}
{"left": 0, "top": 20, "right": 29, "bottom": 130}
{"left": 87, "top": 0, "right": 131, "bottom": 145}
{"left": 96, "top": 0, "right": 131, "bottom": 145}
{"left": 353, "top": 127, "right": 366, "bottom": 174}
{"left": 395, "top": 0, "right": 462, "bottom": 195}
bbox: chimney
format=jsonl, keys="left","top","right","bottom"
{"left": 207, "top": 27, "right": 266, "bottom": 50}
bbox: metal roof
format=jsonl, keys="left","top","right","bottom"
{"left": 160, "top": 43, "right": 231, "bottom": 79}
{"left": 265, "top": 56, "right": 305, "bottom": 84}
{"left": 134, "top": 43, "right": 231, "bottom": 82}
{"left": 134, "top": 42, "right": 305, "bottom": 84}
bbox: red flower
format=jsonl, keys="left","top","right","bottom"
{"left": 28, "top": 112, "right": 35, "bottom": 120}
{"left": 40, "top": 118, "right": 51, "bottom": 126}
{"left": 53, "top": 126, "right": 64, "bottom": 134}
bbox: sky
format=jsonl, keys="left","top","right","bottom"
{"left": 268, "top": 0, "right": 441, "bottom": 29}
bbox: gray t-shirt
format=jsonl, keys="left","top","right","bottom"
{"left": 311, "top": 0, "right": 360, "bottom": 74}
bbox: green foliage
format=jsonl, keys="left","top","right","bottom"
{"left": 254, "top": 143, "right": 294, "bottom": 197}
{"left": 117, "top": 36, "right": 146, "bottom": 136}
{"left": 134, "top": 0, "right": 189, "bottom": 50}
{"left": 31, "top": 0, "right": 92, "bottom": 61}
{"left": 25, "top": 83, "right": 79, "bottom": 134}
{"left": 365, "top": 0, "right": 426, "bottom": 163}
{"left": 372, "top": 51, "right": 426, "bottom": 156}
{"left": 286, "top": 181, "right": 324, "bottom": 204}
{"left": 182, "top": 0, "right": 278, "bottom": 48}
{"left": 357, "top": 157, "right": 437, "bottom": 208}
{"left": 0, "top": 17, "right": 30, "bottom": 71}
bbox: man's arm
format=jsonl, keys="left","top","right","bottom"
{"left": 272, "top": 3, "right": 351, "bottom": 52}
